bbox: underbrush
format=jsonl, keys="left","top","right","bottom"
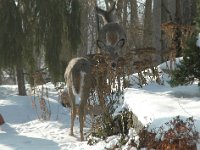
{"left": 137, "top": 116, "right": 199, "bottom": 150}
{"left": 88, "top": 113, "right": 199, "bottom": 150}
{"left": 29, "top": 84, "right": 51, "bottom": 121}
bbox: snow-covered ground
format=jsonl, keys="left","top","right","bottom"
{"left": 1, "top": 62, "right": 200, "bottom": 149}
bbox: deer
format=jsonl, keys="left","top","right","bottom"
{"left": 60, "top": 86, "right": 102, "bottom": 129}
{"left": 64, "top": 2, "right": 126, "bottom": 141}
{"left": 96, "top": 2, "right": 126, "bottom": 68}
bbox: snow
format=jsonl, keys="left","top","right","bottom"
{"left": 1, "top": 62, "right": 200, "bottom": 149}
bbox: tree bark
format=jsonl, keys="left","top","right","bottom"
{"left": 116, "top": 0, "right": 123, "bottom": 23}
{"left": 175, "top": 0, "right": 181, "bottom": 24}
{"left": 0, "top": 70, "right": 2, "bottom": 85}
{"left": 122, "top": 1, "right": 127, "bottom": 28}
{"left": 143, "top": 0, "right": 153, "bottom": 47}
{"left": 78, "top": 0, "right": 89, "bottom": 56}
{"left": 129, "top": 0, "right": 142, "bottom": 49}
{"left": 16, "top": 65, "right": 26, "bottom": 96}
{"left": 153, "top": 0, "right": 161, "bottom": 51}
{"left": 160, "top": 0, "right": 176, "bottom": 53}
{"left": 181, "top": 0, "right": 196, "bottom": 25}
{"left": 161, "top": 0, "right": 176, "bottom": 22}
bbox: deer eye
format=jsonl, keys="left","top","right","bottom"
{"left": 97, "top": 40, "right": 106, "bottom": 50}
{"left": 116, "top": 39, "right": 125, "bottom": 48}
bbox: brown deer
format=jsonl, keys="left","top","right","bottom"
{"left": 64, "top": 2, "right": 126, "bottom": 141}
{"left": 96, "top": 2, "right": 126, "bottom": 68}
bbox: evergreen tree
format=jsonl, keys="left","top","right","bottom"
{"left": 0, "top": 0, "right": 82, "bottom": 94}
{"left": 169, "top": 1, "right": 200, "bottom": 86}
{"left": 0, "top": 0, "right": 23, "bottom": 68}
{"left": 169, "top": 35, "right": 200, "bottom": 86}
{"left": 35, "top": 0, "right": 81, "bottom": 83}
{"left": 0, "top": 0, "right": 26, "bottom": 95}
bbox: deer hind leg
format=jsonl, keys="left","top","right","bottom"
{"left": 90, "top": 110, "right": 95, "bottom": 131}
{"left": 78, "top": 79, "right": 91, "bottom": 141}
{"left": 78, "top": 102, "right": 85, "bottom": 141}
{"left": 69, "top": 89, "right": 76, "bottom": 136}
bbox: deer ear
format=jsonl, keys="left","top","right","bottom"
{"left": 116, "top": 39, "right": 125, "bottom": 48}
{"left": 97, "top": 40, "right": 106, "bottom": 50}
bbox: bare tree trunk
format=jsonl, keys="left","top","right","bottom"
{"left": 153, "top": 0, "right": 161, "bottom": 52}
{"left": 143, "top": 0, "right": 153, "bottom": 47}
{"left": 78, "top": 0, "right": 89, "bottom": 56}
{"left": 167, "top": 0, "right": 176, "bottom": 21}
{"left": 129, "top": 0, "right": 142, "bottom": 49}
{"left": 181, "top": 0, "right": 196, "bottom": 25}
{"left": 123, "top": 1, "right": 127, "bottom": 28}
{"left": 0, "top": 70, "right": 2, "bottom": 85}
{"left": 87, "top": 0, "right": 97, "bottom": 54}
{"left": 175, "top": 0, "right": 181, "bottom": 24}
{"left": 116, "top": 0, "right": 123, "bottom": 23}
{"left": 161, "top": 0, "right": 176, "bottom": 22}
{"left": 190, "top": 0, "right": 197, "bottom": 25}
{"left": 152, "top": 0, "right": 162, "bottom": 64}
{"left": 122, "top": 1, "right": 128, "bottom": 54}
{"left": 160, "top": 0, "right": 176, "bottom": 53}
{"left": 175, "top": 0, "right": 182, "bottom": 57}
{"left": 16, "top": 65, "right": 26, "bottom": 96}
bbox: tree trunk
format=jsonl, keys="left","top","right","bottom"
{"left": 0, "top": 70, "right": 2, "bottom": 85}
{"left": 123, "top": 1, "right": 127, "bottom": 27}
{"left": 161, "top": 0, "right": 176, "bottom": 22}
{"left": 175, "top": 0, "right": 181, "bottom": 24}
{"left": 129, "top": 0, "right": 142, "bottom": 49}
{"left": 78, "top": 0, "right": 89, "bottom": 56}
{"left": 153, "top": 0, "right": 161, "bottom": 50}
{"left": 175, "top": 0, "right": 182, "bottom": 57}
{"left": 16, "top": 65, "right": 26, "bottom": 96}
{"left": 116, "top": 0, "right": 123, "bottom": 23}
{"left": 181, "top": 0, "right": 196, "bottom": 25}
{"left": 190, "top": 0, "right": 197, "bottom": 25}
{"left": 160, "top": 0, "right": 176, "bottom": 53}
{"left": 87, "top": 0, "right": 97, "bottom": 54}
{"left": 143, "top": 0, "right": 153, "bottom": 47}
{"left": 152, "top": 0, "right": 161, "bottom": 63}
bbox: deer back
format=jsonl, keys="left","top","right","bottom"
{"left": 64, "top": 57, "right": 94, "bottom": 98}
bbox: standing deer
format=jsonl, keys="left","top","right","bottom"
{"left": 64, "top": 2, "right": 126, "bottom": 141}
{"left": 96, "top": 3, "right": 126, "bottom": 68}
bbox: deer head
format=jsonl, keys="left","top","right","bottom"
{"left": 96, "top": 2, "right": 126, "bottom": 68}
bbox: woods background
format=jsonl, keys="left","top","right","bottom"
{"left": 0, "top": 0, "right": 198, "bottom": 95}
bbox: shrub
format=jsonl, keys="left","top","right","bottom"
{"left": 136, "top": 116, "right": 199, "bottom": 150}
{"left": 169, "top": 35, "right": 200, "bottom": 86}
